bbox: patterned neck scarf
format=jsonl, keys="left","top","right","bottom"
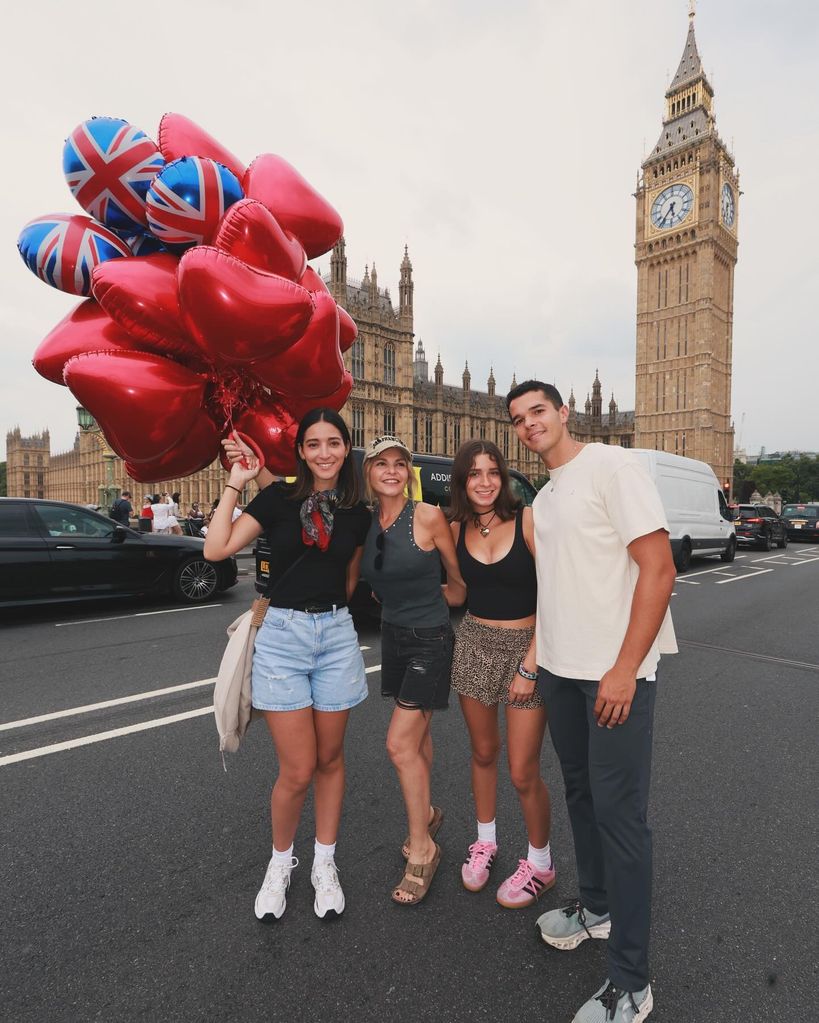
{"left": 300, "top": 490, "right": 338, "bottom": 551}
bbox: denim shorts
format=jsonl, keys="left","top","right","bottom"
{"left": 251, "top": 606, "right": 368, "bottom": 713}
{"left": 380, "top": 620, "right": 453, "bottom": 710}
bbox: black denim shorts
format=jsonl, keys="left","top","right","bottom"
{"left": 380, "top": 620, "right": 454, "bottom": 710}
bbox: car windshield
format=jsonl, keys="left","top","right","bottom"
{"left": 782, "top": 505, "right": 818, "bottom": 520}
{"left": 735, "top": 507, "right": 760, "bottom": 519}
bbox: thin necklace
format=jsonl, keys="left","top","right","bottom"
{"left": 473, "top": 508, "right": 497, "bottom": 537}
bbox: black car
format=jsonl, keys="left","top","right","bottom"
{"left": 781, "top": 502, "right": 819, "bottom": 542}
{"left": 0, "top": 498, "right": 237, "bottom": 608}
{"left": 731, "top": 503, "right": 788, "bottom": 550}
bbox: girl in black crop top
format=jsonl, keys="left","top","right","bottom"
{"left": 206, "top": 409, "right": 370, "bottom": 924}
{"left": 448, "top": 440, "right": 557, "bottom": 908}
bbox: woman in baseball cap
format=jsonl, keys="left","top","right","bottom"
{"left": 360, "top": 435, "right": 467, "bottom": 905}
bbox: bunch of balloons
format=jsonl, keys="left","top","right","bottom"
{"left": 17, "top": 113, "right": 357, "bottom": 480}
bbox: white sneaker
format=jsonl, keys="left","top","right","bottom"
{"left": 254, "top": 854, "right": 298, "bottom": 923}
{"left": 311, "top": 858, "right": 345, "bottom": 919}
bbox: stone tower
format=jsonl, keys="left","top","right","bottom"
{"left": 5, "top": 427, "right": 50, "bottom": 498}
{"left": 634, "top": 7, "right": 738, "bottom": 488}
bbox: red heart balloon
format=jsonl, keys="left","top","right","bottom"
{"left": 280, "top": 371, "right": 353, "bottom": 422}
{"left": 223, "top": 398, "right": 298, "bottom": 476}
{"left": 125, "top": 412, "right": 222, "bottom": 481}
{"left": 214, "top": 199, "right": 306, "bottom": 281}
{"left": 338, "top": 306, "right": 358, "bottom": 353}
{"left": 91, "top": 253, "right": 203, "bottom": 365}
{"left": 253, "top": 291, "right": 344, "bottom": 399}
{"left": 158, "top": 112, "right": 246, "bottom": 180}
{"left": 243, "top": 154, "right": 343, "bottom": 259}
{"left": 32, "top": 300, "right": 142, "bottom": 385}
{"left": 177, "top": 246, "right": 314, "bottom": 365}
{"left": 64, "top": 350, "right": 207, "bottom": 463}
{"left": 299, "top": 266, "right": 330, "bottom": 294}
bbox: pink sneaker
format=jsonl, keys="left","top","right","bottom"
{"left": 461, "top": 840, "right": 498, "bottom": 892}
{"left": 496, "top": 858, "right": 556, "bottom": 909}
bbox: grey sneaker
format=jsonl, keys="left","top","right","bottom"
{"left": 536, "top": 899, "right": 611, "bottom": 950}
{"left": 572, "top": 980, "right": 653, "bottom": 1022}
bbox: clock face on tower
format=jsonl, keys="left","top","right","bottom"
{"left": 650, "top": 183, "right": 694, "bottom": 230}
{"left": 721, "top": 183, "right": 735, "bottom": 227}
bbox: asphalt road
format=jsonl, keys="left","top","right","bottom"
{"left": 1, "top": 543, "right": 817, "bottom": 1022}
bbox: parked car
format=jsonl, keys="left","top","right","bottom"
{"left": 0, "top": 498, "right": 237, "bottom": 608}
{"left": 253, "top": 448, "right": 538, "bottom": 604}
{"left": 629, "top": 449, "right": 736, "bottom": 572}
{"left": 780, "top": 502, "right": 819, "bottom": 542}
{"left": 730, "top": 503, "right": 788, "bottom": 550}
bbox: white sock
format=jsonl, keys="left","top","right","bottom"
{"left": 527, "top": 841, "right": 552, "bottom": 871}
{"left": 314, "top": 839, "right": 336, "bottom": 863}
{"left": 271, "top": 843, "right": 294, "bottom": 864}
{"left": 477, "top": 819, "right": 497, "bottom": 844}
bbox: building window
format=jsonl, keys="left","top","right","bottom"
{"left": 425, "top": 417, "right": 433, "bottom": 453}
{"left": 351, "top": 405, "right": 364, "bottom": 448}
{"left": 453, "top": 421, "right": 461, "bottom": 450}
{"left": 37, "top": 455, "right": 43, "bottom": 467}
{"left": 413, "top": 416, "right": 419, "bottom": 451}
{"left": 23, "top": 454, "right": 30, "bottom": 467}
{"left": 383, "top": 408, "right": 395, "bottom": 435}
{"left": 502, "top": 428, "right": 509, "bottom": 459}
{"left": 383, "top": 342, "right": 396, "bottom": 386}
{"left": 655, "top": 323, "right": 660, "bottom": 361}
{"left": 621, "top": 435, "right": 632, "bottom": 449}
{"left": 351, "top": 338, "right": 365, "bottom": 380}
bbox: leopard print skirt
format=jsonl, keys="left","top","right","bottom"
{"left": 450, "top": 612, "right": 542, "bottom": 709}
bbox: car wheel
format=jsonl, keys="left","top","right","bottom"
{"left": 761, "top": 531, "right": 773, "bottom": 551}
{"left": 777, "top": 530, "right": 788, "bottom": 549}
{"left": 172, "top": 557, "right": 219, "bottom": 603}
{"left": 720, "top": 536, "right": 736, "bottom": 563}
{"left": 673, "top": 539, "right": 692, "bottom": 573}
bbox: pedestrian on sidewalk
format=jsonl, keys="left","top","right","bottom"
{"left": 209, "top": 411, "right": 371, "bottom": 923}
{"left": 447, "top": 439, "right": 555, "bottom": 909}
{"left": 138, "top": 495, "right": 154, "bottom": 533}
{"left": 507, "top": 380, "right": 677, "bottom": 1023}
{"left": 359, "top": 436, "right": 466, "bottom": 905}
{"left": 109, "top": 491, "right": 133, "bottom": 526}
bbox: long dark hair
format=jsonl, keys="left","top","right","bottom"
{"left": 290, "top": 407, "right": 362, "bottom": 508}
{"left": 448, "top": 439, "right": 521, "bottom": 523}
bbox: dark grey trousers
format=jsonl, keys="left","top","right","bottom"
{"left": 539, "top": 668, "right": 656, "bottom": 992}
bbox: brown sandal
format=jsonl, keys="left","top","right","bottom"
{"left": 391, "top": 843, "right": 441, "bottom": 905}
{"left": 401, "top": 806, "right": 444, "bottom": 860}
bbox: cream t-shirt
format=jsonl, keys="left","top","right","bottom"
{"left": 533, "top": 443, "right": 677, "bottom": 680}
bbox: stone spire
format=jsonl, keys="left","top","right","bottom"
{"left": 413, "top": 338, "right": 428, "bottom": 383}
{"left": 487, "top": 366, "right": 496, "bottom": 397}
{"left": 568, "top": 386, "right": 576, "bottom": 412}
{"left": 369, "top": 260, "right": 378, "bottom": 301}
{"left": 591, "top": 369, "right": 602, "bottom": 421}
{"left": 609, "top": 393, "right": 618, "bottom": 427}
{"left": 669, "top": 6, "right": 706, "bottom": 92}
{"left": 585, "top": 393, "right": 592, "bottom": 415}
{"left": 510, "top": 372, "right": 517, "bottom": 389}
{"left": 330, "top": 235, "right": 347, "bottom": 292}
{"left": 399, "top": 244, "right": 413, "bottom": 329}
{"left": 462, "top": 360, "right": 471, "bottom": 394}
{"left": 434, "top": 353, "right": 443, "bottom": 386}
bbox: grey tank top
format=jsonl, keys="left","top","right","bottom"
{"left": 360, "top": 501, "right": 449, "bottom": 628}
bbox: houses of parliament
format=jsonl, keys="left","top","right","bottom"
{"left": 6, "top": 10, "right": 737, "bottom": 505}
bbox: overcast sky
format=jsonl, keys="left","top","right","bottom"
{"left": 1, "top": 0, "right": 816, "bottom": 459}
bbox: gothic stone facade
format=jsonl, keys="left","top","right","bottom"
{"left": 634, "top": 12, "right": 738, "bottom": 488}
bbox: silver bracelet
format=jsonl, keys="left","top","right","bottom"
{"left": 517, "top": 663, "right": 538, "bottom": 682}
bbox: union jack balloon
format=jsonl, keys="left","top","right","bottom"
{"left": 63, "top": 117, "right": 165, "bottom": 235}
{"left": 145, "top": 156, "right": 243, "bottom": 248}
{"left": 17, "top": 214, "right": 132, "bottom": 296}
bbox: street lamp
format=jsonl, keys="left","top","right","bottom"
{"left": 76, "top": 406, "right": 96, "bottom": 431}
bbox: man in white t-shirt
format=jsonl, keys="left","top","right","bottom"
{"left": 507, "top": 380, "right": 676, "bottom": 1023}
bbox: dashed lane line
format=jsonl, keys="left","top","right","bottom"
{"left": 55, "top": 605, "right": 223, "bottom": 627}
{"left": 715, "top": 569, "right": 774, "bottom": 584}
{"left": 0, "top": 665, "right": 382, "bottom": 767}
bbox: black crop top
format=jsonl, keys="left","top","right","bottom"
{"left": 244, "top": 483, "right": 370, "bottom": 608}
{"left": 456, "top": 510, "right": 537, "bottom": 620}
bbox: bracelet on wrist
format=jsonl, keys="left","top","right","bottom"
{"left": 225, "top": 484, "right": 242, "bottom": 495}
{"left": 517, "top": 663, "right": 538, "bottom": 682}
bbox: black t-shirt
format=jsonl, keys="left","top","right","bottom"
{"left": 244, "top": 483, "right": 370, "bottom": 607}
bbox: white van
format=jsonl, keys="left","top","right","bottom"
{"left": 630, "top": 449, "right": 736, "bottom": 572}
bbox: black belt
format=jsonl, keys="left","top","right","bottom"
{"left": 290, "top": 602, "right": 346, "bottom": 614}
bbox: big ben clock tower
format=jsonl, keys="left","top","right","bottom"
{"left": 634, "top": 5, "right": 739, "bottom": 489}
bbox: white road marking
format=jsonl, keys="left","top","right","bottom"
{"left": 679, "top": 564, "right": 748, "bottom": 579}
{"left": 750, "top": 554, "right": 801, "bottom": 564}
{"left": 0, "top": 678, "right": 217, "bottom": 732}
{"left": 0, "top": 664, "right": 383, "bottom": 767}
{"left": 360, "top": 645, "right": 371, "bottom": 651}
{"left": 55, "top": 605, "right": 222, "bottom": 627}
{"left": 0, "top": 707, "right": 214, "bottom": 767}
{"left": 674, "top": 578, "right": 700, "bottom": 585}
{"left": 716, "top": 569, "right": 774, "bottom": 584}
{"left": 792, "top": 558, "right": 819, "bottom": 566}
